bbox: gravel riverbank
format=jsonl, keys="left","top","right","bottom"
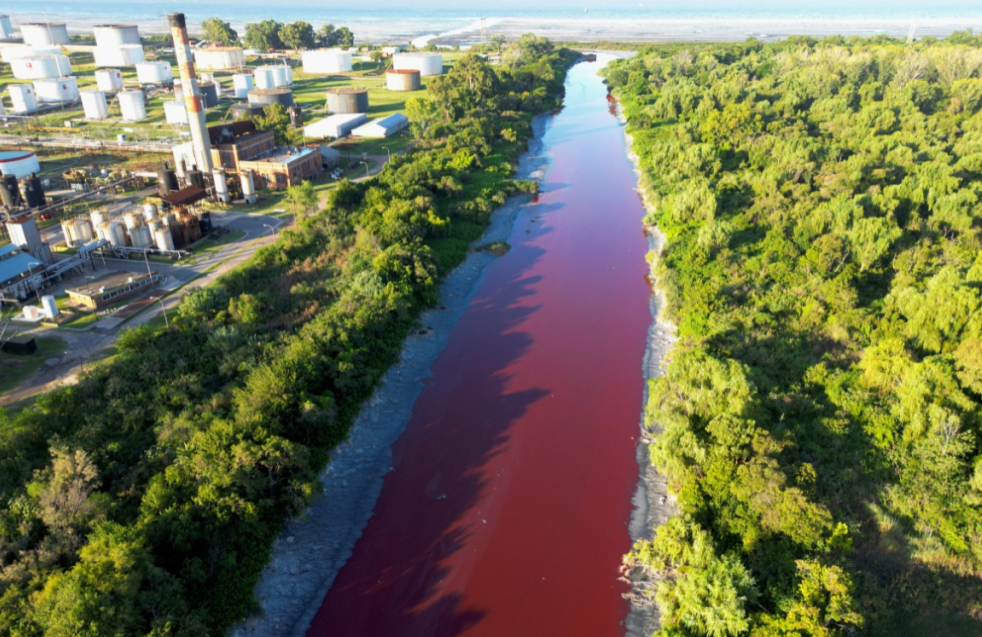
{"left": 229, "top": 116, "right": 552, "bottom": 637}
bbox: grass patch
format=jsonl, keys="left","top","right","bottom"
{"left": 0, "top": 336, "right": 69, "bottom": 394}
{"left": 190, "top": 230, "right": 247, "bottom": 256}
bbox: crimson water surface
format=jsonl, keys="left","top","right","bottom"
{"left": 309, "top": 54, "right": 652, "bottom": 637}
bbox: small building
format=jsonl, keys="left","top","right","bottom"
{"left": 207, "top": 121, "right": 277, "bottom": 171}
{"left": 239, "top": 147, "right": 322, "bottom": 190}
{"left": 66, "top": 270, "right": 159, "bottom": 310}
{"left": 351, "top": 113, "right": 409, "bottom": 138}
{"left": 0, "top": 243, "right": 43, "bottom": 299}
{"left": 303, "top": 113, "right": 368, "bottom": 140}
{"left": 319, "top": 145, "right": 342, "bottom": 169}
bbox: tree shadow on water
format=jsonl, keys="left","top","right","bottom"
{"left": 308, "top": 243, "right": 552, "bottom": 637}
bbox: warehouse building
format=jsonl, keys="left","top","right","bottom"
{"left": 351, "top": 113, "right": 409, "bottom": 138}
{"left": 67, "top": 271, "right": 159, "bottom": 310}
{"left": 239, "top": 147, "right": 322, "bottom": 191}
{"left": 303, "top": 113, "right": 368, "bottom": 140}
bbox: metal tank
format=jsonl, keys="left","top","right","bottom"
{"left": 163, "top": 100, "right": 188, "bottom": 125}
{"left": 199, "top": 80, "right": 219, "bottom": 107}
{"left": 254, "top": 67, "right": 275, "bottom": 90}
{"left": 33, "top": 77, "right": 79, "bottom": 103}
{"left": 232, "top": 73, "right": 254, "bottom": 98}
{"left": 20, "top": 23, "right": 70, "bottom": 47}
{"left": 194, "top": 47, "right": 245, "bottom": 71}
{"left": 135, "top": 61, "right": 173, "bottom": 84}
{"left": 247, "top": 88, "right": 293, "bottom": 107}
{"left": 93, "top": 44, "right": 144, "bottom": 67}
{"left": 80, "top": 90, "right": 108, "bottom": 120}
{"left": 326, "top": 88, "right": 369, "bottom": 114}
{"left": 64, "top": 217, "right": 95, "bottom": 247}
{"left": 142, "top": 203, "right": 157, "bottom": 221}
{"left": 386, "top": 68, "right": 421, "bottom": 91}
{"left": 241, "top": 169, "right": 257, "bottom": 204}
{"left": 123, "top": 211, "right": 142, "bottom": 233}
{"left": 10, "top": 54, "right": 71, "bottom": 80}
{"left": 154, "top": 226, "right": 175, "bottom": 252}
{"left": 269, "top": 65, "right": 291, "bottom": 87}
{"left": 92, "top": 24, "right": 140, "bottom": 47}
{"left": 8, "top": 85, "right": 38, "bottom": 113}
{"left": 212, "top": 168, "right": 230, "bottom": 203}
{"left": 393, "top": 52, "right": 443, "bottom": 77}
{"left": 230, "top": 103, "right": 265, "bottom": 120}
{"left": 98, "top": 220, "right": 126, "bottom": 247}
{"left": 130, "top": 224, "right": 153, "bottom": 248}
{"left": 288, "top": 104, "right": 303, "bottom": 128}
{"left": 118, "top": 90, "right": 147, "bottom": 121}
{"left": 22, "top": 176, "right": 45, "bottom": 208}
{"left": 302, "top": 49, "right": 351, "bottom": 74}
{"left": 157, "top": 165, "right": 179, "bottom": 194}
{"left": 95, "top": 68, "right": 123, "bottom": 91}
{"left": 90, "top": 210, "right": 107, "bottom": 227}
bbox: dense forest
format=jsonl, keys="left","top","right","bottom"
{"left": 606, "top": 33, "right": 982, "bottom": 636}
{"left": 0, "top": 36, "right": 576, "bottom": 636}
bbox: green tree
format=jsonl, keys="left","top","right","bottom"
{"left": 317, "top": 24, "right": 336, "bottom": 47}
{"left": 280, "top": 21, "right": 315, "bottom": 51}
{"left": 335, "top": 26, "right": 354, "bottom": 48}
{"left": 255, "top": 103, "right": 299, "bottom": 146}
{"left": 285, "top": 181, "right": 319, "bottom": 222}
{"left": 244, "top": 19, "right": 283, "bottom": 51}
{"left": 200, "top": 17, "right": 238, "bottom": 46}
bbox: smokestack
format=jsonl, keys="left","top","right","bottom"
{"left": 169, "top": 13, "right": 213, "bottom": 175}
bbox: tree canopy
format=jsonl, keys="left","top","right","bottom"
{"left": 200, "top": 17, "right": 237, "bottom": 46}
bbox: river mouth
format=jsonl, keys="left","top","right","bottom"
{"left": 306, "top": 54, "right": 654, "bottom": 637}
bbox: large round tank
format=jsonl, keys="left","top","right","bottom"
{"left": 95, "top": 68, "right": 123, "bottom": 92}
{"left": 118, "top": 90, "right": 147, "bottom": 121}
{"left": 302, "top": 49, "right": 351, "bottom": 74}
{"left": 0, "top": 15, "right": 13, "bottom": 39}
{"left": 130, "top": 224, "right": 153, "bottom": 248}
{"left": 194, "top": 47, "right": 245, "bottom": 71}
{"left": 98, "top": 220, "right": 126, "bottom": 247}
{"left": 92, "top": 24, "right": 140, "bottom": 47}
{"left": 7, "top": 85, "right": 37, "bottom": 113}
{"left": 123, "top": 212, "right": 142, "bottom": 232}
{"left": 10, "top": 54, "right": 70, "bottom": 80}
{"left": 232, "top": 73, "right": 254, "bottom": 98}
{"left": 154, "top": 226, "right": 175, "bottom": 252}
{"left": 33, "top": 76, "right": 79, "bottom": 103}
{"left": 163, "top": 99, "right": 187, "bottom": 125}
{"left": 63, "top": 217, "right": 94, "bottom": 247}
{"left": 230, "top": 102, "right": 266, "bottom": 120}
{"left": 199, "top": 81, "right": 219, "bottom": 108}
{"left": 90, "top": 210, "right": 107, "bottom": 227}
{"left": 20, "top": 23, "right": 69, "bottom": 47}
{"left": 142, "top": 203, "right": 157, "bottom": 221}
{"left": 247, "top": 88, "right": 293, "bottom": 107}
{"left": 0, "top": 151, "right": 40, "bottom": 178}
{"left": 326, "top": 88, "right": 369, "bottom": 114}
{"left": 393, "top": 52, "right": 443, "bottom": 77}
{"left": 135, "top": 61, "right": 172, "bottom": 84}
{"left": 80, "top": 90, "right": 108, "bottom": 120}
{"left": 269, "top": 65, "right": 291, "bottom": 87}
{"left": 93, "top": 44, "right": 144, "bottom": 67}
{"left": 386, "top": 68, "right": 421, "bottom": 92}
{"left": 254, "top": 67, "right": 275, "bottom": 90}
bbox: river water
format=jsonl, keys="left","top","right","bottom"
{"left": 308, "top": 54, "right": 652, "bottom": 637}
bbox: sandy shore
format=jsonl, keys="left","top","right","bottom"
{"left": 228, "top": 116, "right": 552, "bottom": 637}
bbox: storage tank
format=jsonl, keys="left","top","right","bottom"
{"left": 0, "top": 45, "right": 59, "bottom": 62}
{"left": 194, "top": 47, "right": 245, "bottom": 70}
{"left": 80, "top": 90, "right": 108, "bottom": 120}
{"left": 20, "top": 23, "right": 69, "bottom": 47}
{"left": 269, "top": 65, "right": 291, "bottom": 87}
{"left": 90, "top": 210, "right": 107, "bottom": 227}
{"left": 10, "top": 54, "right": 71, "bottom": 80}
{"left": 93, "top": 44, "right": 144, "bottom": 67}
{"left": 163, "top": 99, "right": 188, "bottom": 125}
{"left": 302, "top": 49, "right": 351, "bottom": 74}
{"left": 232, "top": 73, "right": 254, "bottom": 98}
{"left": 98, "top": 221, "right": 126, "bottom": 247}
{"left": 0, "top": 151, "right": 40, "bottom": 178}
{"left": 8, "top": 85, "right": 38, "bottom": 113}
{"left": 393, "top": 52, "right": 443, "bottom": 76}
{"left": 212, "top": 168, "right": 229, "bottom": 203}
{"left": 254, "top": 66, "right": 275, "bottom": 90}
{"left": 92, "top": 24, "right": 140, "bottom": 47}
{"left": 386, "top": 68, "right": 421, "bottom": 91}
{"left": 199, "top": 81, "right": 219, "bottom": 107}
{"left": 34, "top": 77, "right": 79, "bottom": 103}
{"left": 241, "top": 169, "right": 256, "bottom": 204}
{"left": 230, "top": 102, "right": 266, "bottom": 120}
{"left": 154, "top": 226, "right": 175, "bottom": 252}
{"left": 0, "top": 15, "right": 13, "bottom": 39}
{"left": 129, "top": 224, "right": 152, "bottom": 248}
{"left": 62, "top": 218, "right": 95, "bottom": 247}
{"left": 326, "top": 88, "right": 369, "bottom": 114}
{"left": 142, "top": 203, "right": 157, "bottom": 221}
{"left": 247, "top": 88, "right": 293, "bottom": 108}
{"left": 95, "top": 68, "right": 123, "bottom": 91}
{"left": 135, "top": 61, "right": 172, "bottom": 84}
{"left": 123, "top": 211, "right": 142, "bottom": 232}
{"left": 118, "top": 90, "right": 147, "bottom": 121}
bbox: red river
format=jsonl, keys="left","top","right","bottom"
{"left": 309, "top": 54, "right": 653, "bottom": 637}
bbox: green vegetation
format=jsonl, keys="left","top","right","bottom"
{"left": 0, "top": 337, "right": 68, "bottom": 394}
{"left": 607, "top": 33, "right": 982, "bottom": 636}
{"left": 200, "top": 18, "right": 238, "bottom": 47}
{"left": 243, "top": 20, "right": 352, "bottom": 52}
{"left": 0, "top": 37, "right": 576, "bottom": 636}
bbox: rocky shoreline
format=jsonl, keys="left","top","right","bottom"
{"left": 229, "top": 116, "right": 553, "bottom": 637}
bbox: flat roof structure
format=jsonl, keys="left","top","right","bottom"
{"left": 0, "top": 243, "right": 42, "bottom": 288}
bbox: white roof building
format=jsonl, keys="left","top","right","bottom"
{"left": 351, "top": 113, "right": 409, "bottom": 138}
{"left": 303, "top": 113, "right": 368, "bottom": 140}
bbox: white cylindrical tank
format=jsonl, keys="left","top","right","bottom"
{"left": 94, "top": 44, "right": 144, "bottom": 67}
{"left": 33, "top": 77, "right": 79, "bottom": 103}
{"left": 95, "top": 68, "right": 124, "bottom": 92}
{"left": 41, "top": 295, "right": 58, "bottom": 318}
{"left": 98, "top": 221, "right": 126, "bottom": 247}
{"left": 1, "top": 45, "right": 59, "bottom": 62}
{"left": 142, "top": 203, "right": 157, "bottom": 221}
{"left": 269, "top": 65, "right": 291, "bottom": 87}
{"left": 241, "top": 169, "right": 256, "bottom": 204}
{"left": 394, "top": 52, "right": 443, "bottom": 76}
{"left": 65, "top": 217, "right": 95, "bottom": 246}
{"left": 118, "top": 90, "right": 147, "bottom": 121}
{"left": 80, "top": 90, "right": 108, "bottom": 120}
{"left": 20, "top": 23, "right": 69, "bottom": 47}
{"left": 254, "top": 67, "right": 275, "bottom": 90}
{"left": 0, "top": 15, "right": 13, "bottom": 39}
{"left": 0, "top": 150, "right": 40, "bottom": 178}
{"left": 232, "top": 73, "right": 254, "bottom": 98}
{"left": 135, "top": 61, "right": 172, "bottom": 84}
{"left": 194, "top": 47, "right": 245, "bottom": 71}
{"left": 10, "top": 54, "right": 71, "bottom": 79}
{"left": 8, "top": 84, "right": 38, "bottom": 113}
{"left": 93, "top": 24, "right": 140, "bottom": 47}
{"left": 302, "top": 49, "right": 352, "bottom": 74}
{"left": 163, "top": 100, "right": 188, "bottom": 125}
{"left": 154, "top": 226, "right": 175, "bottom": 252}
{"left": 130, "top": 224, "right": 153, "bottom": 248}
{"left": 90, "top": 210, "right": 107, "bottom": 227}
{"left": 213, "top": 168, "right": 230, "bottom": 203}
{"left": 123, "top": 212, "right": 142, "bottom": 232}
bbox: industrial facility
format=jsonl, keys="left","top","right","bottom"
{"left": 67, "top": 271, "right": 159, "bottom": 310}
{"left": 386, "top": 68, "right": 421, "bottom": 91}
{"left": 351, "top": 113, "right": 409, "bottom": 138}
{"left": 194, "top": 47, "right": 245, "bottom": 71}
{"left": 326, "top": 88, "right": 369, "bottom": 114}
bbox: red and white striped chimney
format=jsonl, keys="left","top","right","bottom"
{"left": 169, "top": 13, "right": 213, "bottom": 174}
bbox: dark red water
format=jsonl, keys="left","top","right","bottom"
{"left": 309, "top": 56, "right": 652, "bottom": 637}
